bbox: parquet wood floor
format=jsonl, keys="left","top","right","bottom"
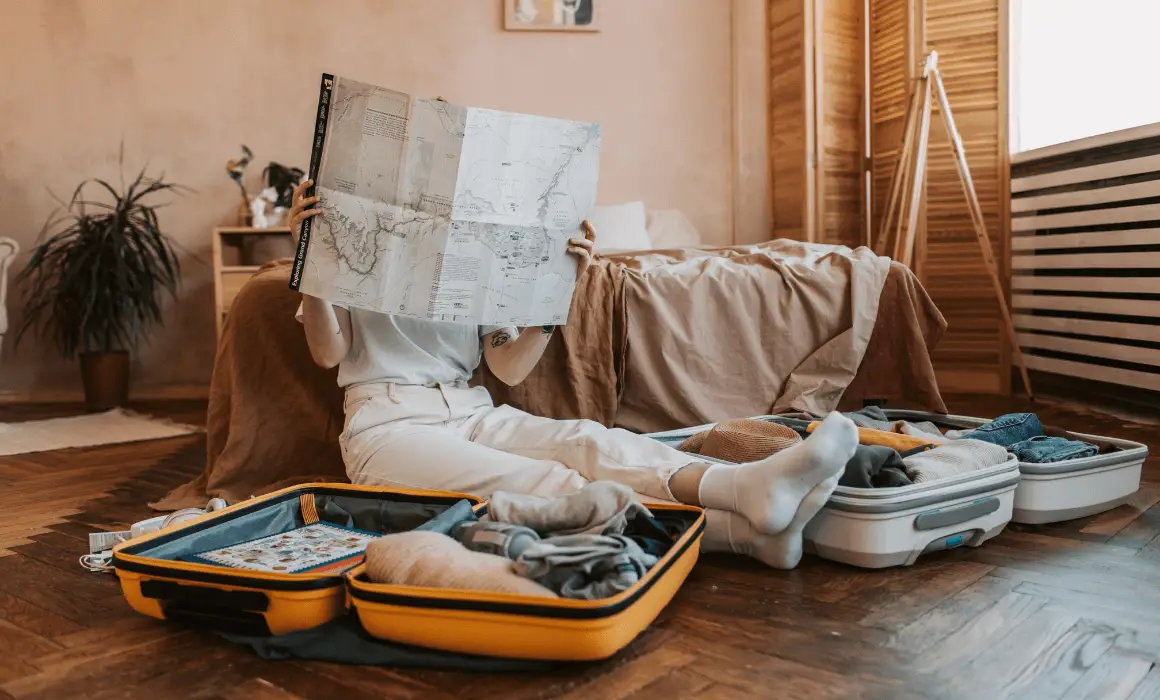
{"left": 1, "top": 397, "right": 1159, "bottom": 699}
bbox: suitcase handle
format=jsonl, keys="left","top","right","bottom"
{"left": 913, "top": 496, "right": 1000, "bottom": 531}
{"left": 162, "top": 602, "right": 273, "bottom": 636}
{"left": 140, "top": 581, "right": 273, "bottom": 636}
{"left": 140, "top": 579, "right": 270, "bottom": 612}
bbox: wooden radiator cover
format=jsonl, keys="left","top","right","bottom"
{"left": 1011, "top": 123, "right": 1160, "bottom": 393}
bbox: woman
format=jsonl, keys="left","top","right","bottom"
{"left": 290, "top": 180, "right": 857, "bottom": 569}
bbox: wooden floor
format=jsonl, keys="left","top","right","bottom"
{"left": 2, "top": 397, "right": 1160, "bottom": 699}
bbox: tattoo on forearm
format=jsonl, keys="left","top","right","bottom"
{"left": 490, "top": 332, "right": 512, "bottom": 348}
{"left": 541, "top": 325, "right": 555, "bottom": 335}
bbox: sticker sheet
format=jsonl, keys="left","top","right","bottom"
{"left": 190, "top": 523, "right": 380, "bottom": 574}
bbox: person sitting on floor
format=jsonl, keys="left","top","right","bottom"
{"left": 288, "top": 180, "right": 858, "bottom": 569}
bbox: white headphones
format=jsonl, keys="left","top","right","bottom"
{"left": 159, "top": 497, "right": 229, "bottom": 530}
{"left": 81, "top": 498, "right": 231, "bottom": 573}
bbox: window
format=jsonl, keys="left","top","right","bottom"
{"left": 1011, "top": 0, "right": 1160, "bottom": 152}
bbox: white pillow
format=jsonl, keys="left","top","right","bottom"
{"left": 587, "top": 201, "right": 653, "bottom": 252}
{"left": 645, "top": 209, "right": 702, "bottom": 249}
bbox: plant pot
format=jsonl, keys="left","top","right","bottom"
{"left": 80, "top": 351, "right": 130, "bottom": 412}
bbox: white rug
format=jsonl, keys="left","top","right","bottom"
{"left": 0, "top": 408, "right": 201, "bottom": 456}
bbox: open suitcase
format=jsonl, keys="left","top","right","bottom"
{"left": 112, "top": 483, "right": 704, "bottom": 661}
{"left": 647, "top": 418, "right": 1021, "bottom": 569}
{"left": 873, "top": 409, "right": 1149, "bottom": 525}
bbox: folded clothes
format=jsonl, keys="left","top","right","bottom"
{"left": 365, "top": 531, "right": 558, "bottom": 598}
{"left": 453, "top": 520, "right": 540, "bottom": 560}
{"left": 843, "top": 406, "right": 897, "bottom": 432}
{"left": 1008, "top": 436, "right": 1099, "bottom": 463}
{"left": 843, "top": 407, "right": 947, "bottom": 439}
{"left": 956, "top": 412, "right": 1103, "bottom": 461}
{"left": 489, "top": 481, "right": 652, "bottom": 536}
{"left": 515, "top": 534, "right": 657, "bottom": 600}
{"left": 458, "top": 506, "right": 672, "bottom": 598}
{"left": 763, "top": 416, "right": 813, "bottom": 437}
{"left": 625, "top": 514, "right": 677, "bottom": 558}
{"left": 896, "top": 422, "right": 949, "bottom": 445}
{"left": 677, "top": 419, "right": 801, "bottom": 463}
{"left": 808, "top": 421, "right": 935, "bottom": 453}
{"left": 840, "top": 445, "right": 914, "bottom": 488}
{"left": 1042, "top": 425, "right": 1118, "bottom": 455}
{"left": 959, "top": 412, "right": 1043, "bottom": 447}
{"left": 902, "top": 439, "right": 1010, "bottom": 483}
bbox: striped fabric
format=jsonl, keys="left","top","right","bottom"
{"left": 299, "top": 493, "right": 320, "bottom": 525}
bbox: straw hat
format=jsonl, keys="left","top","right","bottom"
{"left": 678, "top": 419, "right": 802, "bottom": 463}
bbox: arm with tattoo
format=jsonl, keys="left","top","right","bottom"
{"left": 480, "top": 222, "right": 589, "bottom": 385}
{"left": 482, "top": 326, "right": 555, "bottom": 386}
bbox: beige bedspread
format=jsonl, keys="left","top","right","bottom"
{"left": 613, "top": 241, "right": 891, "bottom": 434}
{"left": 154, "top": 242, "right": 946, "bottom": 510}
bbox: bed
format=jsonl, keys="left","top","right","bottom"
{"left": 153, "top": 207, "right": 947, "bottom": 510}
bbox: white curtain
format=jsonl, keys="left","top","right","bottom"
{"left": 1012, "top": 0, "right": 1160, "bottom": 153}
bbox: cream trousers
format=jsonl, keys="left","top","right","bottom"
{"left": 340, "top": 382, "right": 699, "bottom": 502}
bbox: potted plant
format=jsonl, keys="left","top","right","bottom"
{"left": 15, "top": 165, "right": 184, "bottom": 411}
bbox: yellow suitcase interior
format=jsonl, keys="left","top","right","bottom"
{"left": 347, "top": 500, "right": 704, "bottom": 661}
{"left": 112, "top": 483, "right": 704, "bottom": 661}
{"left": 112, "top": 483, "right": 482, "bottom": 636}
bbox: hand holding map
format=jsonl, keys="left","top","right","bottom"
{"left": 290, "top": 74, "right": 603, "bottom": 327}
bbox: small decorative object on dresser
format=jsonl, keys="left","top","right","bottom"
{"left": 505, "top": 0, "right": 597, "bottom": 31}
{"left": 212, "top": 227, "right": 293, "bottom": 342}
{"left": 225, "top": 145, "right": 305, "bottom": 229}
{"left": 226, "top": 144, "right": 255, "bottom": 226}
{"left": 15, "top": 164, "right": 185, "bottom": 411}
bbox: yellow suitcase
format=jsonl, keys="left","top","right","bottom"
{"left": 112, "top": 483, "right": 482, "bottom": 636}
{"left": 348, "top": 499, "right": 703, "bottom": 661}
{"left": 112, "top": 483, "right": 704, "bottom": 660}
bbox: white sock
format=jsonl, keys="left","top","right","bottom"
{"left": 697, "top": 412, "right": 856, "bottom": 536}
{"left": 702, "top": 474, "right": 839, "bottom": 569}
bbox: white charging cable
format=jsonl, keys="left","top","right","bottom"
{"left": 79, "top": 551, "right": 115, "bottom": 573}
{"left": 80, "top": 498, "right": 230, "bottom": 574}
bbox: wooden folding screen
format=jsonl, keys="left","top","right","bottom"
{"left": 770, "top": 0, "right": 1010, "bottom": 394}
{"left": 768, "top": 0, "right": 864, "bottom": 248}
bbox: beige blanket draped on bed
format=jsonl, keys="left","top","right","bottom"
{"left": 612, "top": 241, "right": 890, "bottom": 434}
{"left": 153, "top": 241, "right": 946, "bottom": 511}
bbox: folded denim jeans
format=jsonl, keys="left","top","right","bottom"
{"left": 960, "top": 413, "right": 1043, "bottom": 447}
{"left": 1008, "top": 436, "right": 1099, "bottom": 463}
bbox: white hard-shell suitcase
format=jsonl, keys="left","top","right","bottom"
{"left": 646, "top": 418, "right": 1020, "bottom": 569}
{"left": 876, "top": 410, "right": 1148, "bottom": 525}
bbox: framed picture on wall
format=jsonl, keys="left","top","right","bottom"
{"left": 505, "top": 0, "right": 598, "bottom": 32}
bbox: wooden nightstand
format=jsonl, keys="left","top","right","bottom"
{"left": 212, "top": 227, "right": 293, "bottom": 341}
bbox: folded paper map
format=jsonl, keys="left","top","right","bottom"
{"left": 290, "top": 74, "right": 602, "bottom": 326}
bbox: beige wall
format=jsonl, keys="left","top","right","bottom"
{"left": 0, "top": 0, "right": 746, "bottom": 398}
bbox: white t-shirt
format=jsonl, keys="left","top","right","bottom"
{"left": 296, "top": 303, "right": 513, "bottom": 388}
